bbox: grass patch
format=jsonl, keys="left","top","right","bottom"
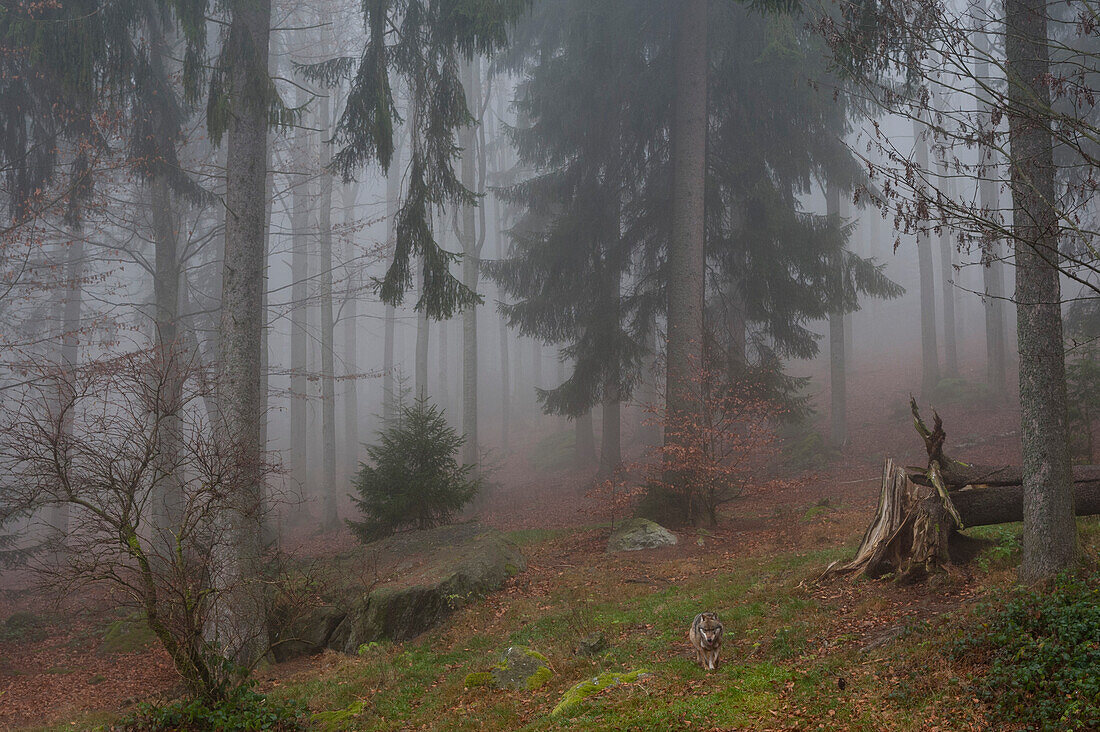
{"left": 99, "top": 611, "right": 156, "bottom": 655}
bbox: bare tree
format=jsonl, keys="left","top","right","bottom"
{"left": 0, "top": 353, "right": 271, "bottom": 698}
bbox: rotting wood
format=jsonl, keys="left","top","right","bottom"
{"left": 826, "top": 399, "right": 1100, "bottom": 581}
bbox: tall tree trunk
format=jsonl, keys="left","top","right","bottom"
{"left": 827, "top": 180, "right": 847, "bottom": 449}
{"left": 974, "top": 0, "right": 1009, "bottom": 393}
{"left": 151, "top": 176, "right": 184, "bottom": 545}
{"left": 1005, "top": 0, "right": 1077, "bottom": 582}
{"left": 913, "top": 116, "right": 941, "bottom": 395}
{"left": 382, "top": 139, "right": 403, "bottom": 423}
{"left": 460, "top": 58, "right": 481, "bottom": 467}
{"left": 643, "top": 0, "right": 708, "bottom": 525}
{"left": 289, "top": 89, "right": 310, "bottom": 496}
{"left": 497, "top": 296, "right": 510, "bottom": 450}
{"left": 415, "top": 260, "right": 430, "bottom": 398}
{"left": 636, "top": 317, "right": 661, "bottom": 446}
{"left": 528, "top": 343, "right": 536, "bottom": 400}
{"left": 318, "top": 92, "right": 338, "bottom": 531}
{"left": 216, "top": 0, "right": 270, "bottom": 666}
{"left": 931, "top": 87, "right": 959, "bottom": 377}
{"left": 48, "top": 234, "right": 84, "bottom": 551}
{"left": 342, "top": 183, "right": 360, "bottom": 479}
{"left": 600, "top": 384, "right": 621, "bottom": 475}
{"left": 576, "top": 409, "right": 596, "bottom": 466}
{"left": 146, "top": 13, "right": 183, "bottom": 547}
{"left": 600, "top": 215, "right": 623, "bottom": 474}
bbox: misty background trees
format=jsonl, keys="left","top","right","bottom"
{"left": 0, "top": 0, "right": 1096, "bottom": 710}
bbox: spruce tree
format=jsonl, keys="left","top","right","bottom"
{"left": 496, "top": 0, "right": 901, "bottom": 523}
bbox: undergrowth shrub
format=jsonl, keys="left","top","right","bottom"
{"left": 954, "top": 572, "right": 1100, "bottom": 730}
{"left": 118, "top": 685, "right": 308, "bottom": 731}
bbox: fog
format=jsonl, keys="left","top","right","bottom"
{"left": 0, "top": 0, "right": 1096, "bottom": 726}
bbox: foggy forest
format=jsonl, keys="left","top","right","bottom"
{"left": 0, "top": 0, "right": 1098, "bottom": 728}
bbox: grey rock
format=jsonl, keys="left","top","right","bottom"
{"left": 491, "top": 646, "right": 553, "bottom": 690}
{"left": 607, "top": 518, "right": 678, "bottom": 552}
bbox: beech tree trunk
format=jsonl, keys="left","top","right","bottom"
{"left": 931, "top": 85, "right": 959, "bottom": 378}
{"left": 826, "top": 180, "right": 846, "bottom": 449}
{"left": 460, "top": 58, "right": 480, "bottom": 467}
{"left": 151, "top": 176, "right": 183, "bottom": 541}
{"left": 289, "top": 87, "right": 310, "bottom": 494}
{"left": 415, "top": 260, "right": 430, "bottom": 398}
{"left": 318, "top": 92, "right": 338, "bottom": 531}
{"left": 216, "top": 0, "right": 270, "bottom": 666}
{"left": 382, "top": 138, "right": 402, "bottom": 424}
{"left": 1005, "top": 0, "right": 1078, "bottom": 583}
{"left": 913, "top": 116, "right": 941, "bottom": 396}
{"left": 342, "top": 183, "right": 360, "bottom": 479}
{"left": 641, "top": 0, "right": 707, "bottom": 525}
{"left": 974, "top": 0, "right": 1009, "bottom": 394}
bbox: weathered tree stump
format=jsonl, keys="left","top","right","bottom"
{"left": 828, "top": 399, "right": 1100, "bottom": 581}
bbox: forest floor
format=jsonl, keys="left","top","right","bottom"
{"left": 0, "top": 353, "right": 1074, "bottom": 730}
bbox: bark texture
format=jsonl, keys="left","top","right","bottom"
{"left": 318, "top": 91, "right": 338, "bottom": 531}
{"left": 461, "top": 58, "right": 481, "bottom": 467}
{"left": 216, "top": 0, "right": 271, "bottom": 666}
{"left": 974, "top": 0, "right": 1009, "bottom": 393}
{"left": 1005, "top": 0, "right": 1078, "bottom": 583}
{"left": 826, "top": 180, "right": 846, "bottom": 449}
{"left": 913, "top": 117, "right": 940, "bottom": 396}
{"left": 641, "top": 0, "right": 708, "bottom": 524}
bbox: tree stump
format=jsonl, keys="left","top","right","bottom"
{"left": 827, "top": 399, "right": 1100, "bottom": 581}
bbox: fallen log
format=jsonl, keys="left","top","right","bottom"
{"left": 827, "top": 400, "right": 1100, "bottom": 581}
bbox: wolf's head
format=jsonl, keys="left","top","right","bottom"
{"left": 696, "top": 612, "right": 722, "bottom": 648}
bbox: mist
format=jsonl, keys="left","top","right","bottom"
{"left": 0, "top": 0, "right": 1096, "bottom": 728}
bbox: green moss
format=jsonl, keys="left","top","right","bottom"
{"left": 525, "top": 666, "right": 553, "bottom": 690}
{"left": 99, "top": 612, "right": 155, "bottom": 655}
{"left": 505, "top": 563, "right": 519, "bottom": 576}
{"left": 1, "top": 611, "right": 48, "bottom": 643}
{"left": 464, "top": 671, "right": 494, "bottom": 688}
{"left": 312, "top": 700, "right": 368, "bottom": 729}
{"left": 523, "top": 649, "right": 549, "bottom": 664}
{"left": 551, "top": 669, "right": 650, "bottom": 718}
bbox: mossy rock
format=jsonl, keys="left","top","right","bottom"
{"left": 99, "top": 613, "right": 155, "bottom": 655}
{"left": 270, "top": 605, "right": 347, "bottom": 662}
{"left": 491, "top": 646, "right": 553, "bottom": 690}
{"left": 551, "top": 669, "right": 651, "bottom": 718}
{"left": 607, "top": 518, "right": 677, "bottom": 553}
{"left": 1, "top": 612, "right": 48, "bottom": 643}
{"left": 575, "top": 632, "right": 608, "bottom": 657}
{"left": 463, "top": 671, "right": 494, "bottom": 688}
{"left": 333, "top": 523, "right": 527, "bottom": 654}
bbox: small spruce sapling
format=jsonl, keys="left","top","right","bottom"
{"left": 349, "top": 397, "right": 481, "bottom": 541}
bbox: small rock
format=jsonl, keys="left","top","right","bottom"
{"left": 492, "top": 646, "right": 553, "bottom": 690}
{"left": 575, "top": 632, "right": 608, "bottom": 657}
{"left": 607, "top": 518, "right": 678, "bottom": 552}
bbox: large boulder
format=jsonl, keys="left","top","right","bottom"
{"left": 270, "top": 605, "right": 346, "bottom": 662}
{"left": 607, "top": 518, "right": 678, "bottom": 552}
{"left": 333, "top": 523, "right": 526, "bottom": 653}
{"left": 269, "top": 523, "right": 525, "bottom": 661}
